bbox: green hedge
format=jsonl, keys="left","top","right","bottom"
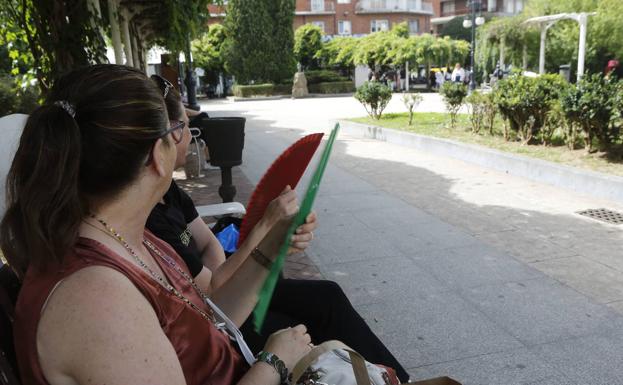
{"left": 279, "top": 70, "right": 350, "bottom": 86}
{"left": 308, "top": 81, "right": 355, "bottom": 94}
{"left": 232, "top": 83, "right": 290, "bottom": 97}
{"left": 233, "top": 80, "right": 354, "bottom": 97}
{"left": 304, "top": 70, "right": 349, "bottom": 85}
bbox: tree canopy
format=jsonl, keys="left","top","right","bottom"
{"left": 223, "top": 0, "right": 295, "bottom": 84}
{"left": 475, "top": 0, "right": 623, "bottom": 77}
{"left": 294, "top": 23, "right": 324, "bottom": 69}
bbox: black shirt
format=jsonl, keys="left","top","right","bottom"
{"left": 146, "top": 181, "right": 204, "bottom": 277}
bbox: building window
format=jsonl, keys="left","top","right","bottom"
{"left": 338, "top": 20, "right": 351, "bottom": 35}
{"left": 441, "top": 1, "right": 455, "bottom": 15}
{"left": 408, "top": 20, "right": 419, "bottom": 34}
{"left": 312, "top": 21, "right": 325, "bottom": 32}
{"left": 370, "top": 20, "right": 389, "bottom": 33}
{"left": 337, "top": 0, "right": 351, "bottom": 3}
{"left": 311, "top": 0, "right": 324, "bottom": 12}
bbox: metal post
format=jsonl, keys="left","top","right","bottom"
{"left": 184, "top": 34, "right": 199, "bottom": 110}
{"left": 539, "top": 27, "right": 546, "bottom": 74}
{"left": 405, "top": 61, "right": 410, "bottom": 91}
{"left": 577, "top": 13, "right": 587, "bottom": 81}
{"left": 469, "top": 1, "right": 478, "bottom": 91}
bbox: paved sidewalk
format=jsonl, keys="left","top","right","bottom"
{"left": 174, "top": 168, "right": 322, "bottom": 280}
{"left": 196, "top": 95, "right": 623, "bottom": 385}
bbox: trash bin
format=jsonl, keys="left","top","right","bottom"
{"left": 196, "top": 116, "right": 246, "bottom": 202}
{"left": 559, "top": 64, "right": 571, "bottom": 82}
{"left": 199, "top": 117, "right": 246, "bottom": 168}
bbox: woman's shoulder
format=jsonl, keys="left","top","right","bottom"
{"left": 35, "top": 265, "right": 185, "bottom": 385}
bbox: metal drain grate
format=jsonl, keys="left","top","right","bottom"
{"left": 577, "top": 208, "right": 623, "bottom": 225}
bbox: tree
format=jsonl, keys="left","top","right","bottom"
{"left": 268, "top": 0, "right": 296, "bottom": 81}
{"left": 353, "top": 30, "right": 393, "bottom": 69}
{"left": 353, "top": 24, "right": 408, "bottom": 70}
{"left": 223, "top": 0, "right": 296, "bottom": 84}
{"left": 294, "top": 24, "right": 323, "bottom": 70}
{"left": 439, "top": 16, "right": 472, "bottom": 42}
{"left": 192, "top": 24, "right": 227, "bottom": 84}
{"left": 0, "top": 0, "right": 108, "bottom": 95}
{"left": 315, "top": 36, "right": 357, "bottom": 71}
{"left": 415, "top": 33, "right": 441, "bottom": 88}
{"left": 402, "top": 92, "right": 423, "bottom": 126}
{"left": 474, "top": 0, "right": 623, "bottom": 77}
{"left": 153, "top": 0, "right": 211, "bottom": 54}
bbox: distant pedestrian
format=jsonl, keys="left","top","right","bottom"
{"left": 435, "top": 71, "right": 444, "bottom": 89}
{"left": 451, "top": 63, "right": 465, "bottom": 83}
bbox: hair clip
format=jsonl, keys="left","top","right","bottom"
{"left": 53, "top": 100, "right": 76, "bottom": 118}
{"left": 163, "top": 82, "right": 172, "bottom": 98}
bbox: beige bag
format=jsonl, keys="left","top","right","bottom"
{"left": 291, "top": 340, "right": 461, "bottom": 385}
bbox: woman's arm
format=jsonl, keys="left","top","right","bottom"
{"left": 212, "top": 189, "right": 299, "bottom": 325}
{"left": 189, "top": 187, "right": 317, "bottom": 298}
{"left": 37, "top": 265, "right": 303, "bottom": 385}
{"left": 37, "top": 266, "right": 187, "bottom": 385}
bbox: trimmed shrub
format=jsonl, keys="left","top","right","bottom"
{"left": 354, "top": 81, "right": 393, "bottom": 120}
{"left": 465, "top": 91, "right": 497, "bottom": 135}
{"left": 440, "top": 82, "right": 468, "bottom": 128}
{"left": 232, "top": 83, "right": 290, "bottom": 97}
{"left": 561, "top": 74, "right": 618, "bottom": 152}
{"left": 308, "top": 81, "right": 354, "bottom": 94}
{"left": 494, "top": 74, "right": 568, "bottom": 144}
{"left": 304, "top": 70, "right": 349, "bottom": 85}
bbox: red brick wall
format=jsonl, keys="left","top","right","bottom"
{"left": 208, "top": 1, "right": 431, "bottom": 36}
{"left": 294, "top": 14, "right": 337, "bottom": 35}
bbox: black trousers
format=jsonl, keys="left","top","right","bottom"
{"left": 240, "top": 278, "right": 409, "bottom": 383}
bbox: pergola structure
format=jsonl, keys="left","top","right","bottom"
{"left": 523, "top": 12, "right": 596, "bottom": 82}
{"left": 99, "top": 0, "right": 162, "bottom": 71}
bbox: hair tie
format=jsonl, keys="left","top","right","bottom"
{"left": 53, "top": 100, "right": 76, "bottom": 118}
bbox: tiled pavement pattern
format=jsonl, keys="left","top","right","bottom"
{"left": 196, "top": 95, "right": 623, "bottom": 385}
{"left": 174, "top": 168, "right": 322, "bottom": 280}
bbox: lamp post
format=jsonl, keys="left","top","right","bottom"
{"left": 184, "top": 33, "right": 199, "bottom": 111}
{"left": 463, "top": 1, "right": 485, "bottom": 91}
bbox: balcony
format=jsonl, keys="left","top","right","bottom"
{"left": 355, "top": 0, "right": 434, "bottom": 14}
{"left": 296, "top": 1, "right": 336, "bottom": 15}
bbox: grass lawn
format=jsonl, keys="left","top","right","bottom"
{"left": 350, "top": 112, "right": 623, "bottom": 177}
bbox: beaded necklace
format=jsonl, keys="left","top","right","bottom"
{"left": 90, "top": 215, "right": 217, "bottom": 325}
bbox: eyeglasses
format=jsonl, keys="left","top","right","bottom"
{"left": 151, "top": 74, "right": 174, "bottom": 98}
{"left": 162, "top": 120, "right": 185, "bottom": 144}
{"left": 145, "top": 120, "right": 186, "bottom": 165}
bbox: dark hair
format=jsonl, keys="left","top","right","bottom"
{"left": 151, "top": 74, "right": 184, "bottom": 121}
{"left": 0, "top": 64, "right": 169, "bottom": 277}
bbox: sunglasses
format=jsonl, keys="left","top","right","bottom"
{"left": 151, "top": 74, "right": 174, "bottom": 98}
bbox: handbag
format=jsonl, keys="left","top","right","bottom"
{"left": 291, "top": 340, "right": 461, "bottom": 385}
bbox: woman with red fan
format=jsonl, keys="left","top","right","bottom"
{"left": 147, "top": 75, "right": 410, "bottom": 383}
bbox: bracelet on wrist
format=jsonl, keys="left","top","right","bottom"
{"left": 251, "top": 247, "right": 273, "bottom": 270}
{"left": 255, "top": 351, "right": 289, "bottom": 385}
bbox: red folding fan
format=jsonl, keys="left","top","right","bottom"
{"left": 237, "top": 133, "right": 324, "bottom": 246}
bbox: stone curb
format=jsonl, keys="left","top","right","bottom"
{"left": 337, "top": 119, "right": 623, "bottom": 204}
{"left": 230, "top": 93, "right": 353, "bottom": 102}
